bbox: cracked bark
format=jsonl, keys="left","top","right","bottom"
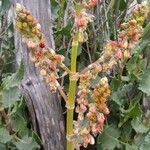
{"left": 13, "top": 0, "right": 65, "bottom": 149}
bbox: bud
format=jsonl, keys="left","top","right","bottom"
{"left": 100, "top": 77, "right": 108, "bottom": 84}
{"left": 27, "top": 41, "right": 36, "bottom": 49}
{"left": 89, "top": 135, "right": 95, "bottom": 145}
{"left": 120, "top": 23, "right": 128, "bottom": 29}
{"left": 119, "top": 41, "right": 128, "bottom": 49}
{"left": 16, "top": 3, "right": 22, "bottom": 12}
{"left": 27, "top": 15, "right": 33, "bottom": 21}
{"left": 114, "top": 50, "right": 122, "bottom": 59}
{"left": 132, "top": 34, "right": 139, "bottom": 42}
{"left": 127, "top": 43, "right": 134, "bottom": 49}
{"left": 97, "top": 113, "right": 105, "bottom": 124}
{"left": 129, "top": 19, "right": 137, "bottom": 26}
{"left": 104, "top": 107, "right": 110, "bottom": 115}
{"left": 40, "top": 69, "right": 47, "bottom": 76}
{"left": 123, "top": 50, "right": 130, "bottom": 59}
{"left": 80, "top": 104, "right": 87, "bottom": 112}
{"left": 111, "top": 41, "right": 118, "bottom": 47}
{"left": 32, "top": 28, "right": 36, "bottom": 34}
{"left": 36, "top": 23, "right": 41, "bottom": 30}
{"left": 22, "top": 22, "right": 28, "bottom": 28}
{"left": 88, "top": 0, "right": 98, "bottom": 8}
{"left": 16, "top": 22, "right": 22, "bottom": 30}
{"left": 39, "top": 41, "right": 45, "bottom": 48}
{"left": 76, "top": 18, "right": 86, "bottom": 28}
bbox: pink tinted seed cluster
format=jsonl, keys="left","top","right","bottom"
{"left": 73, "top": 77, "right": 110, "bottom": 148}
{"left": 109, "top": 3, "right": 149, "bottom": 60}
{"left": 72, "top": 1, "right": 149, "bottom": 148}
{"left": 16, "top": 3, "right": 65, "bottom": 92}
{"left": 15, "top": 1, "right": 149, "bottom": 149}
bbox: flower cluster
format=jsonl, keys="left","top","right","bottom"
{"left": 111, "top": 2, "right": 149, "bottom": 60}
{"left": 72, "top": 2, "right": 150, "bottom": 148}
{"left": 87, "top": 0, "right": 99, "bottom": 8}
{"left": 92, "top": 77, "right": 110, "bottom": 115}
{"left": 16, "top": 4, "right": 42, "bottom": 40}
{"left": 73, "top": 77, "right": 110, "bottom": 148}
{"left": 74, "top": 0, "right": 100, "bottom": 43}
{"left": 76, "top": 63, "right": 102, "bottom": 119}
{"left": 16, "top": 3, "right": 65, "bottom": 92}
{"left": 98, "top": 1, "right": 149, "bottom": 62}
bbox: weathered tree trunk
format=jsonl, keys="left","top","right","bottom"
{"left": 13, "top": 0, "right": 65, "bottom": 149}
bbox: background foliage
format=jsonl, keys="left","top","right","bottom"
{"left": 0, "top": 0, "right": 150, "bottom": 150}
{"left": 0, "top": 0, "right": 40, "bottom": 149}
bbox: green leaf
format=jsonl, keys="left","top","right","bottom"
{"left": 141, "top": 22, "right": 150, "bottom": 39}
{"left": 97, "top": 126, "right": 121, "bottom": 150}
{"left": 121, "top": 76, "right": 130, "bottom": 82}
{"left": 0, "top": 143, "right": 5, "bottom": 150}
{"left": 2, "top": 87, "right": 21, "bottom": 108}
{"left": 0, "top": 0, "right": 10, "bottom": 14}
{"left": 125, "top": 144, "right": 138, "bottom": 150}
{"left": 111, "top": 91, "right": 124, "bottom": 106}
{"left": 121, "top": 102, "right": 142, "bottom": 118}
{"left": 119, "top": 0, "right": 127, "bottom": 11}
{"left": 139, "top": 58, "right": 147, "bottom": 71}
{"left": 110, "top": 78, "right": 121, "bottom": 92}
{"left": 77, "top": 45, "right": 82, "bottom": 56}
{"left": 126, "top": 55, "right": 138, "bottom": 73}
{"left": 110, "top": 83, "right": 135, "bottom": 107}
{"left": 132, "top": 40, "right": 150, "bottom": 54}
{"left": 0, "top": 88, "right": 3, "bottom": 110}
{"left": 139, "top": 131, "right": 150, "bottom": 150}
{"left": 139, "top": 68, "right": 150, "bottom": 96}
{"left": 51, "top": 0, "right": 59, "bottom": 19}
{"left": 32, "top": 132, "right": 42, "bottom": 145}
{"left": 15, "top": 136, "right": 40, "bottom": 150}
{"left": 0, "top": 127, "right": 12, "bottom": 144}
{"left": 131, "top": 117, "right": 149, "bottom": 134}
{"left": 54, "top": 23, "right": 71, "bottom": 36}
{"left": 121, "top": 122, "right": 132, "bottom": 142}
{"left": 11, "top": 112, "right": 27, "bottom": 133}
{"left": 2, "top": 62, "right": 24, "bottom": 90}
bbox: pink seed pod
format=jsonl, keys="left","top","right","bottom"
{"left": 87, "top": 0, "right": 98, "bottom": 8}
{"left": 89, "top": 134, "right": 95, "bottom": 145}
{"left": 75, "top": 17, "right": 87, "bottom": 28}
{"left": 97, "top": 113, "right": 105, "bottom": 124}
{"left": 89, "top": 104, "right": 96, "bottom": 113}
{"left": 111, "top": 41, "right": 118, "bottom": 47}
{"left": 114, "top": 50, "right": 122, "bottom": 59}
{"left": 86, "top": 111, "right": 93, "bottom": 118}
{"left": 91, "top": 123, "right": 102, "bottom": 134}
{"left": 127, "top": 43, "right": 134, "bottom": 49}
{"left": 27, "top": 41, "right": 36, "bottom": 49}
{"left": 104, "top": 107, "right": 110, "bottom": 115}
{"left": 80, "top": 104, "right": 87, "bottom": 112}
{"left": 91, "top": 123, "right": 98, "bottom": 133}
{"left": 40, "top": 69, "right": 47, "bottom": 76}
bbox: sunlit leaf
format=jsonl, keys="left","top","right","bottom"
{"left": 97, "top": 126, "right": 121, "bottom": 150}
{"left": 0, "top": 127, "right": 12, "bottom": 144}
{"left": 15, "top": 136, "right": 40, "bottom": 150}
{"left": 139, "top": 68, "right": 150, "bottom": 96}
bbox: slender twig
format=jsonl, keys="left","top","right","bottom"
{"left": 86, "top": 41, "right": 92, "bottom": 63}
{"left": 0, "top": 109, "right": 13, "bottom": 134}
{"left": 57, "top": 83, "right": 68, "bottom": 103}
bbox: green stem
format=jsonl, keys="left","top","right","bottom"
{"left": 66, "top": 33, "right": 78, "bottom": 150}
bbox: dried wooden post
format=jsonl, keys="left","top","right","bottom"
{"left": 13, "top": 0, "right": 65, "bottom": 149}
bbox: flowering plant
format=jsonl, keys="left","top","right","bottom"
{"left": 15, "top": 0, "right": 150, "bottom": 150}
